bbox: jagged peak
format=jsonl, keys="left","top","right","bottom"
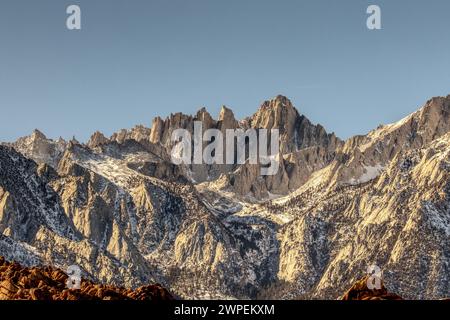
{"left": 219, "top": 105, "right": 233, "bottom": 115}
{"left": 425, "top": 94, "right": 450, "bottom": 105}
{"left": 252, "top": 95, "right": 300, "bottom": 125}
{"left": 195, "top": 107, "right": 215, "bottom": 130}
{"left": 195, "top": 107, "right": 213, "bottom": 120}
{"left": 363, "top": 95, "right": 450, "bottom": 144}
{"left": 250, "top": 95, "right": 300, "bottom": 129}
{"left": 30, "top": 129, "right": 47, "bottom": 141}
{"left": 260, "top": 95, "right": 295, "bottom": 110}
{"left": 68, "top": 136, "right": 80, "bottom": 147}
{"left": 419, "top": 94, "right": 450, "bottom": 117}
{"left": 152, "top": 115, "right": 163, "bottom": 123}
{"left": 87, "top": 131, "right": 109, "bottom": 148}
{"left": 218, "top": 105, "right": 235, "bottom": 121}
{"left": 132, "top": 124, "right": 150, "bottom": 131}
{"left": 196, "top": 106, "right": 208, "bottom": 114}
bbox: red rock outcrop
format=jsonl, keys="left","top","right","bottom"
{"left": 0, "top": 256, "right": 173, "bottom": 300}
{"left": 341, "top": 277, "right": 403, "bottom": 300}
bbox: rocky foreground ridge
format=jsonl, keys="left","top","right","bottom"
{"left": 340, "top": 277, "right": 403, "bottom": 300}
{"left": 0, "top": 256, "right": 173, "bottom": 300}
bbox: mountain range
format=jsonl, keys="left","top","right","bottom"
{"left": 1, "top": 94, "right": 449, "bottom": 299}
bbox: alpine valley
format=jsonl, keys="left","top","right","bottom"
{"left": 1, "top": 95, "right": 449, "bottom": 300}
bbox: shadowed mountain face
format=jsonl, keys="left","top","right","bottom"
{"left": 1, "top": 95, "right": 450, "bottom": 299}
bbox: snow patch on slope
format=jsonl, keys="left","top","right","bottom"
{"left": 423, "top": 201, "right": 450, "bottom": 237}
{"left": 0, "top": 235, "right": 42, "bottom": 266}
{"left": 349, "top": 164, "right": 385, "bottom": 185}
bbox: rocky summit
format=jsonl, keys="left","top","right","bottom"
{"left": 1, "top": 95, "right": 450, "bottom": 300}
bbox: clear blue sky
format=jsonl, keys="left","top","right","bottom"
{"left": 1, "top": 0, "right": 450, "bottom": 142}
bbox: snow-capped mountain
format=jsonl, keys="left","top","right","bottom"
{"left": 1, "top": 95, "right": 449, "bottom": 299}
